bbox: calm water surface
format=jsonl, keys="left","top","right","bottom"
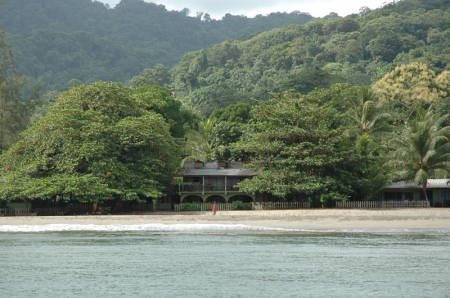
{"left": 0, "top": 225, "right": 449, "bottom": 298}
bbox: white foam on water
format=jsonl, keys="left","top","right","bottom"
{"left": 2, "top": 224, "right": 445, "bottom": 234}
{"left": 0, "top": 223, "right": 299, "bottom": 233}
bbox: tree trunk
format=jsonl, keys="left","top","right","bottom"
{"left": 422, "top": 182, "right": 429, "bottom": 201}
{"left": 113, "top": 196, "right": 122, "bottom": 213}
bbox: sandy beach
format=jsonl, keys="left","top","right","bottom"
{"left": 1, "top": 209, "right": 449, "bottom": 230}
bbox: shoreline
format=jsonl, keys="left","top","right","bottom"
{"left": 1, "top": 209, "right": 450, "bottom": 231}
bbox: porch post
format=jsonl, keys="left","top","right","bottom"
{"left": 202, "top": 176, "right": 205, "bottom": 195}
{"left": 225, "top": 176, "right": 227, "bottom": 195}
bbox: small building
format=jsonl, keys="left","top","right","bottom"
{"left": 177, "top": 161, "right": 264, "bottom": 203}
{"left": 382, "top": 179, "right": 450, "bottom": 207}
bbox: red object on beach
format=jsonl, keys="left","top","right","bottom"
{"left": 212, "top": 204, "right": 217, "bottom": 215}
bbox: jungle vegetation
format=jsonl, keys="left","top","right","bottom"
{"left": 1, "top": 0, "right": 450, "bottom": 207}
{"left": 0, "top": 0, "right": 314, "bottom": 91}
{"left": 165, "top": 0, "right": 450, "bottom": 115}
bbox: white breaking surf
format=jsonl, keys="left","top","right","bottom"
{"left": 0, "top": 223, "right": 298, "bottom": 233}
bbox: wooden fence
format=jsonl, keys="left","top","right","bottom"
{"left": 2, "top": 200, "right": 432, "bottom": 216}
{"left": 126, "top": 203, "right": 154, "bottom": 212}
{"left": 174, "top": 201, "right": 310, "bottom": 212}
{"left": 335, "top": 201, "right": 430, "bottom": 209}
{"left": 0, "top": 208, "right": 35, "bottom": 216}
{"left": 0, "top": 203, "right": 156, "bottom": 216}
{"left": 34, "top": 203, "right": 155, "bottom": 215}
{"left": 35, "top": 204, "right": 94, "bottom": 216}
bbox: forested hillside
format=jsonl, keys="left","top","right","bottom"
{"left": 158, "top": 0, "right": 450, "bottom": 115}
{"left": 0, "top": 0, "right": 313, "bottom": 90}
{"left": 3, "top": 0, "right": 450, "bottom": 206}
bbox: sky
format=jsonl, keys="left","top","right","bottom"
{"left": 99, "top": 0, "right": 390, "bottom": 19}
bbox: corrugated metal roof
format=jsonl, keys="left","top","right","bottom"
{"left": 384, "top": 179, "right": 450, "bottom": 189}
{"left": 182, "top": 161, "right": 257, "bottom": 177}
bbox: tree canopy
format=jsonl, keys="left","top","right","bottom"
{"left": 168, "top": 0, "right": 450, "bottom": 115}
{"left": 373, "top": 62, "right": 450, "bottom": 113}
{"left": 0, "top": 82, "right": 181, "bottom": 202}
{"left": 0, "top": 0, "right": 314, "bottom": 91}
{"left": 234, "top": 93, "right": 362, "bottom": 206}
{"left": 2, "top": 0, "right": 450, "bottom": 206}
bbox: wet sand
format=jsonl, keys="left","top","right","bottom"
{"left": 1, "top": 209, "right": 449, "bottom": 230}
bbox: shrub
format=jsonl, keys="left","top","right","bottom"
{"left": 231, "top": 201, "right": 244, "bottom": 210}
{"left": 180, "top": 204, "right": 201, "bottom": 211}
{"left": 243, "top": 203, "right": 252, "bottom": 210}
{"left": 231, "top": 201, "right": 252, "bottom": 210}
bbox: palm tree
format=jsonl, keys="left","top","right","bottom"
{"left": 346, "top": 86, "right": 394, "bottom": 154}
{"left": 386, "top": 106, "right": 450, "bottom": 201}
{"left": 182, "top": 117, "right": 218, "bottom": 163}
{"left": 198, "top": 117, "right": 218, "bottom": 160}
{"left": 345, "top": 86, "right": 394, "bottom": 200}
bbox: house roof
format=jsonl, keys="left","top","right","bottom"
{"left": 384, "top": 179, "right": 450, "bottom": 189}
{"left": 182, "top": 161, "right": 258, "bottom": 177}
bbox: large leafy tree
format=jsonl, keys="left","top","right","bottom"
{"left": 210, "top": 102, "right": 252, "bottom": 161}
{"left": 132, "top": 84, "right": 195, "bottom": 138}
{"left": 0, "top": 82, "right": 181, "bottom": 202}
{"left": 385, "top": 106, "right": 450, "bottom": 201}
{"left": 129, "top": 64, "right": 172, "bottom": 89}
{"left": 234, "top": 93, "right": 361, "bottom": 206}
{"left": 372, "top": 63, "right": 450, "bottom": 115}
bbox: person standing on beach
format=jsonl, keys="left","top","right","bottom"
{"left": 212, "top": 203, "right": 217, "bottom": 215}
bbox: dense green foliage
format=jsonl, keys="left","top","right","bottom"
{"left": 0, "top": 0, "right": 313, "bottom": 90}
{"left": 209, "top": 103, "right": 252, "bottom": 161}
{"left": 0, "top": 30, "right": 39, "bottom": 153}
{"left": 385, "top": 107, "right": 450, "bottom": 201}
{"left": 0, "top": 82, "right": 184, "bottom": 202}
{"left": 234, "top": 93, "right": 362, "bottom": 206}
{"left": 169, "top": 0, "right": 450, "bottom": 115}
{"left": 132, "top": 85, "right": 198, "bottom": 138}
{"left": 2, "top": 0, "right": 450, "bottom": 205}
{"left": 180, "top": 102, "right": 252, "bottom": 163}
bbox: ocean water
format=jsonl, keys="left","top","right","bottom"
{"left": 0, "top": 224, "right": 449, "bottom": 298}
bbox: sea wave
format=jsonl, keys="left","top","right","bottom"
{"left": 0, "top": 223, "right": 299, "bottom": 233}
{"left": 1, "top": 224, "right": 446, "bottom": 234}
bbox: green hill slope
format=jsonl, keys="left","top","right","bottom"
{"left": 0, "top": 0, "right": 314, "bottom": 90}
{"left": 165, "top": 0, "right": 450, "bottom": 115}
